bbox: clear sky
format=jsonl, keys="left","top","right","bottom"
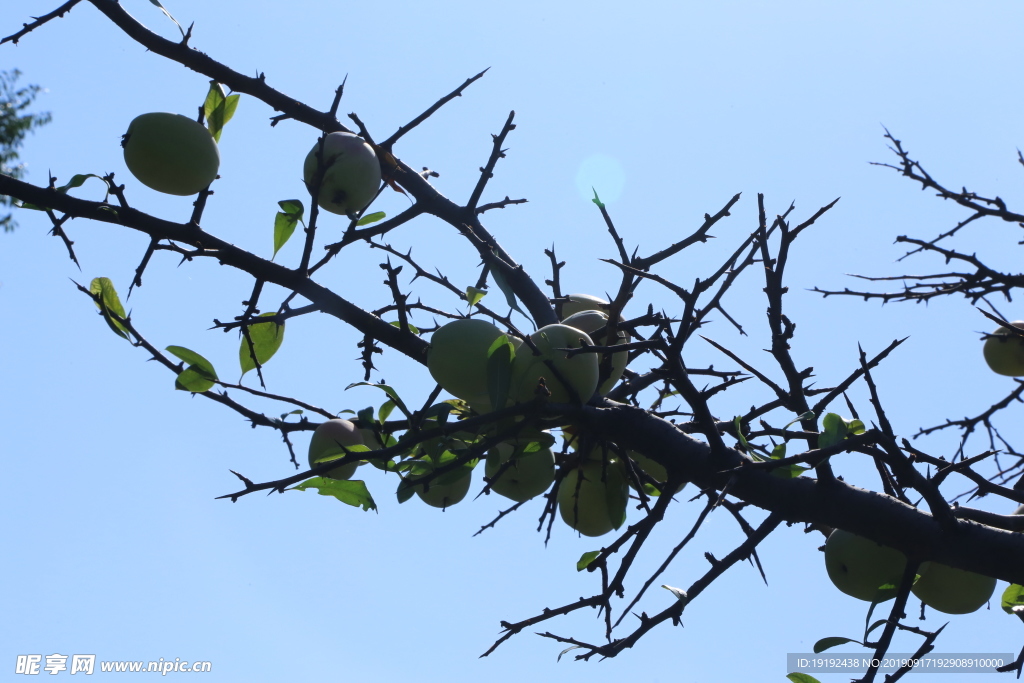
{"left": 3, "top": 1, "right": 1024, "bottom": 681}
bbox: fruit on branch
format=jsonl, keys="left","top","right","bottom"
{"left": 308, "top": 418, "right": 364, "bottom": 480}
{"left": 982, "top": 321, "right": 1024, "bottom": 376}
{"left": 428, "top": 318, "right": 507, "bottom": 406}
{"left": 557, "top": 456, "right": 629, "bottom": 537}
{"left": 122, "top": 112, "right": 220, "bottom": 196}
{"left": 558, "top": 293, "right": 610, "bottom": 319}
{"left": 409, "top": 464, "right": 473, "bottom": 509}
{"left": 510, "top": 324, "right": 599, "bottom": 404}
{"left": 823, "top": 529, "right": 907, "bottom": 602}
{"left": 485, "top": 439, "right": 556, "bottom": 502}
{"left": 303, "top": 132, "right": 381, "bottom": 217}
{"left": 911, "top": 561, "right": 997, "bottom": 614}
{"left": 562, "top": 309, "right": 629, "bottom": 394}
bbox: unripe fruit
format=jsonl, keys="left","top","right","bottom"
{"left": 303, "top": 132, "right": 381, "bottom": 217}
{"left": 308, "top": 418, "right": 364, "bottom": 480}
{"left": 626, "top": 450, "right": 686, "bottom": 495}
{"left": 562, "top": 309, "right": 629, "bottom": 394}
{"left": 122, "top": 112, "right": 220, "bottom": 196}
{"left": 912, "top": 562, "right": 996, "bottom": 614}
{"left": 557, "top": 459, "right": 628, "bottom": 537}
{"left": 823, "top": 530, "right": 907, "bottom": 602}
{"left": 427, "top": 319, "right": 507, "bottom": 405}
{"left": 510, "top": 324, "right": 599, "bottom": 404}
{"left": 410, "top": 467, "right": 472, "bottom": 509}
{"left": 485, "top": 440, "right": 555, "bottom": 502}
{"left": 559, "top": 293, "right": 610, "bottom": 319}
{"left": 983, "top": 321, "right": 1024, "bottom": 376}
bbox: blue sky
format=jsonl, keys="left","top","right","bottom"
{"left": 3, "top": 1, "right": 1024, "bottom": 681}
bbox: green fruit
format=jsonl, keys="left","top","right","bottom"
{"left": 559, "top": 293, "right": 610, "bottom": 319}
{"left": 983, "top": 322, "right": 1024, "bottom": 376}
{"left": 510, "top": 324, "right": 599, "bottom": 404}
{"left": 562, "top": 309, "right": 629, "bottom": 394}
{"left": 824, "top": 530, "right": 907, "bottom": 602}
{"left": 122, "top": 112, "right": 220, "bottom": 196}
{"left": 410, "top": 466, "right": 472, "bottom": 509}
{"left": 912, "top": 561, "right": 996, "bottom": 614}
{"left": 427, "top": 319, "right": 507, "bottom": 404}
{"left": 557, "top": 459, "right": 628, "bottom": 537}
{"left": 308, "top": 418, "right": 364, "bottom": 480}
{"left": 303, "top": 132, "right": 381, "bottom": 217}
{"left": 485, "top": 440, "right": 555, "bottom": 502}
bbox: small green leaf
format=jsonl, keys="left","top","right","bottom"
{"left": 771, "top": 463, "right": 808, "bottom": 479}
{"left": 203, "top": 82, "right": 239, "bottom": 142}
{"left": 58, "top": 174, "right": 111, "bottom": 195}
{"left": 786, "top": 674, "right": 822, "bottom": 683}
{"left": 576, "top": 550, "right": 600, "bottom": 571}
{"left": 377, "top": 400, "right": 395, "bottom": 424}
{"left": 818, "top": 412, "right": 849, "bottom": 450}
{"left": 770, "top": 443, "right": 787, "bottom": 459}
{"left": 486, "top": 334, "right": 515, "bottom": 411}
{"left": 396, "top": 477, "right": 417, "bottom": 504}
{"left": 345, "top": 382, "right": 412, "bottom": 417}
{"left": 292, "top": 477, "right": 376, "bottom": 511}
{"left": 388, "top": 320, "right": 420, "bottom": 334}
{"left": 734, "top": 415, "right": 750, "bottom": 452}
{"left": 466, "top": 286, "right": 487, "bottom": 307}
{"left": 147, "top": 0, "right": 185, "bottom": 38}
{"left": 1001, "top": 584, "right": 1024, "bottom": 615}
{"left": 166, "top": 345, "right": 218, "bottom": 393}
{"left": 591, "top": 187, "right": 605, "bottom": 209}
{"left": 272, "top": 199, "right": 304, "bottom": 258}
{"left": 89, "top": 277, "right": 129, "bottom": 339}
{"left": 784, "top": 411, "right": 815, "bottom": 429}
{"left": 489, "top": 257, "right": 526, "bottom": 317}
{"left": 813, "top": 636, "right": 860, "bottom": 653}
{"left": 356, "top": 211, "right": 386, "bottom": 226}
{"left": 865, "top": 618, "right": 888, "bottom": 637}
{"left": 239, "top": 313, "right": 286, "bottom": 375}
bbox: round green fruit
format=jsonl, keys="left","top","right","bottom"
{"left": 824, "top": 529, "right": 907, "bottom": 602}
{"left": 122, "top": 112, "right": 220, "bottom": 196}
{"left": 510, "top": 324, "right": 599, "bottom": 404}
{"left": 912, "top": 561, "right": 996, "bottom": 614}
{"left": 308, "top": 418, "right": 364, "bottom": 480}
{"left": 303, "top": 132, "right": 381, "bottom": 217}
{"left": 983, "top": 321, "right": 1024, "bottom": 376}
{"left": 557, "top": 459, "right": 629, "bottom": 537}
{"left": 562, "top": 309, "right": 629, "bottom": 394}
{"left": 485, "top": 440, "right": 555, "bottom": 502}
{"left": 559, "top": 293, "right": 610, "bottom": 319}
{"left": 410, "top": 467, "right": 472, "bottom": 509}
{"left": 427, "top": 318, "right": 507, "bottom": 405}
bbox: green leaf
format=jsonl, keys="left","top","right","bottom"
{"left": 466, "top": 286, "right": 487, "bottom": 307}
{"left": 377, "top": 400, "right": 395, "bottom": 424}
{"left": 356, "top": 211, "right": 386, "bottom": 226}
{"left": 734, "top": 415, "right": 749, "bottom": 452}
{"left": 813, "top": 636, "right": 859, "bottom": 653}
{"left": 576, "top": 550, "right": 600, "bottom": 571}
{"left": 865, "top": 618, "right": 888, "bottom": 637}
{"left": 166, "top": 345, "right": 218, "bottom": 393}
{"left": 771, "top": 464, "right": 808, "bottom": 479}
{"left": 786, "top": 674, "right": 822, "bottom": 683}
{"left": 272, "top": 199, "right": 304, "bottom": 258}
{"left": 346, "top": 382, "right": 411, "bottom": 417}
{"left": 388, "top": 320, "right": 421, "bottom": 334}
{"left": 57, "top": 173, "right": 111, "bottom": 195}
{"left": 89, "top": 277, "right": 129, "bottom": 339}
{"left": 396, "top": 477, "right": 417, "bottom": 504}
{"left": 784, "top": 411, "right": 815, "bottom": 429}
{"left": 770, "top": 443, "right": 787, "bottom": 459}
{"left": 489, "top": 257, "right": 526, "bottom": 318}
{"left": 239, "top": 313, "right": 286, "bottom": 375}
{"left": 591, "top": 187, "right": 605, "bottom": 209}
{"left": 292, "top": 477, "right": 376, "bottom": 511}
{"left": 203, "top": 82, "right": 239, "bottom": 142}
{"left": 1001, "top": 584, "right": 1024, "bottom": 615}
{"left": 818, "top": 412, "right": 849, "bottom": 450}
{"left": 147, "top": 0, "right": 185, "bottom": 38}
{"left": 486, "top": 334, "right": 515, "bottom": 411}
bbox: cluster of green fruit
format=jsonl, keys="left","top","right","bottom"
{"left": 122, "top": 112, "right": 380, "bottom": 217}
{"left": 823, "top": 529, "right": 997, "bottom": 614}
{"left": 983, "top": 321, "right": 1024, "bottom": 376}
